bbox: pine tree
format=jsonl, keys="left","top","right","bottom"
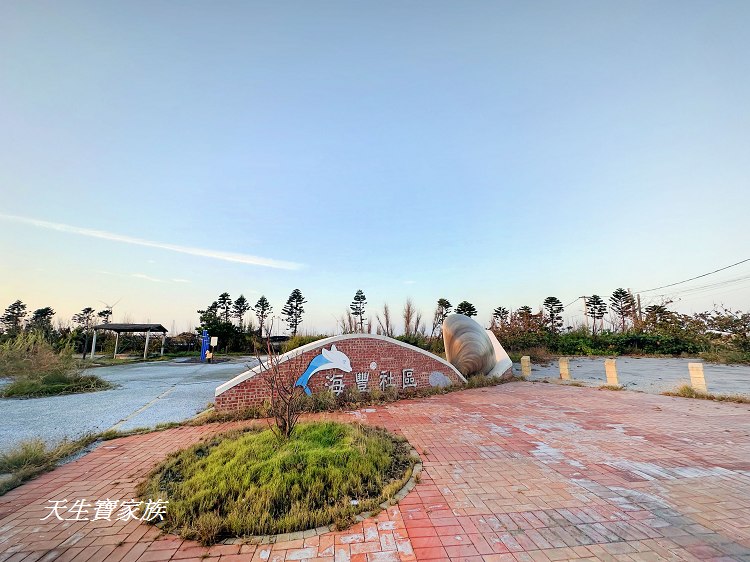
{"left": 97, "top": 308, "right": 112, "bottom": 324}
{"left": 197, "top": 302, "right": 220, "bottom": 325}
{"left": 585, "top": 295, "right": 607, "bottom": 335}
{"left": 232, "top": 295, "right": 251, "bottom": 331}
{"left": 543, "top": 297, "right": 564, "bottom": 334}
{"left": 281, "top": 289, "right": 306, "bottom": 336}
{"left": 350, "top": 290, "right": 367, "bottom": 332}
{"left": 610, "top": 288, "right": 635, "bottom": 332}
{"left": 254, "top": 296, "right": 273, "bottom": 337}
{"left": 430, "top": 298, "right": 453, "bottom": 336}
{"left": 217, "top": 292, "right": 233, "bottom": 323}
{"left": 1, "top": 300, "right": 27, "bottom": 333}
{"left": 72, "top": 307, "right": 95, "bottom": 329}
{"left": 516, "top": 306, "right": 534, "bottom": 330}
{"left": 72, "top": 307, "right": 96, "bottom": 359}
{"left": 28, "top": 307, "right": 55, "bottom": 334}
{"left": 492, "top": 306, "right": 509, "bottom": 326}
{"left": 455, "top": 301, "right": 478, "bottom": 317}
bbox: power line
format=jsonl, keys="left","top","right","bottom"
{"left": 652, "top": 274, "right": 750, "bottom": 298}
{"left": 564, "top": 296, "right": 585, "bottom": 307}
{"left": 635, "top": 258, "right": 750, "bottom": 293}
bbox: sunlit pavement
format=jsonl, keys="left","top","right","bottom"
{"left": 518, "top": 357, "right": 750, "bottom": 396}
{"left": 0, "top": 358, "right": 258, "bottom": 452}
{"left": 1, "top": 381, "right": 749, "bottom": 561}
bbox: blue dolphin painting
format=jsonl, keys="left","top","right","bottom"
{"left": 295, "top": 344, "right": 352, "bottom": 395}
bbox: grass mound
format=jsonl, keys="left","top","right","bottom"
{"left": 137, "top": 421, "right": 416, "bottom": 544}
{"left": 0, "top": 331, "right": 113, "bottom": 398}
{"left": 2, "top": 371, "right": 114, "bottom": 398}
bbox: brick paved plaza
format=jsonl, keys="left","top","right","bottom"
{"left": 1, "top": 382, "right": 749, "bottom": 562}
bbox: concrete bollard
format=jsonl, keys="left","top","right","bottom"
{"left": 559, "top": 357, "right": 571, "bottom": 380}
{"left": 688, "top": 362, "right": 708, "bottom": 393}
{"left": 604, "top": 358, "right": 619, "bottom": 386}
{"left": 521, "top": 356, "right": 531, "bottom": 377}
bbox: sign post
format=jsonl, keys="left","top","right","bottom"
{"left": 200, "top": 330, "right": 209, "bottom": 362}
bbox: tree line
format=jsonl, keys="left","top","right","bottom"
{"left": 3, "top": 287, "right": 748, "bottom": 360}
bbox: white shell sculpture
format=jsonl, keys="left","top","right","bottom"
{"left": 442, "top": 314, "right": 496, "bottom": 376}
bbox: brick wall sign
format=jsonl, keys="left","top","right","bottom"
{"left": 215, "top": 334, "right": 468, "bottom": 412}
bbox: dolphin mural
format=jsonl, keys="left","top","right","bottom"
{"left": 294, "top": 344, "right": 352, "bottom": 395}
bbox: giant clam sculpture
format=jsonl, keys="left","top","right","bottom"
{"left": 442, "top": 314, "right": 496, "bottom": 377}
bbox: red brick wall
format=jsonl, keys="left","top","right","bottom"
{"left": 214, "top": 335, "right": 468, "bottom": 412}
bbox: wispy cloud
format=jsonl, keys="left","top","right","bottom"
{"left": 0, "top": 213, "right": 303, "bottom": 270}
{"left": 171, "top": 278, "right": 191, "bottom": 284}
{"left": 131, "top": 273, "right": 165, "bottom": 283}
{"left": 404, "top": 280, "right": 417, "bottom": 285}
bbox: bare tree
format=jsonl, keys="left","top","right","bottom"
{"left": 413, "top": 310, "right": 425, "bottom": 336}
{"left": 256, "top": 323, "right": 307, "bottom": 440}
{"left": 403, "top": 299, "right": 415, "bottom": 336}
{"left": 376, "top": 303, "right": 394, "bottom": 337}
{"left": 338, "top": 309, "right": 357, "bottom": 334}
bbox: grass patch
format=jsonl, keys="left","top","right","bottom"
{"left": 599, "top": 384, "right": 626, "bottom": 391}
{"left": 0, "top": 332, "right": 114, "bottom": 398}
{"left": 137, "top": 421, "right": 416, "bottom": 544}
{"left": 662, "top": 383, "right": 750, "bottom": 404}
{"left": 2, "top": 372, "right": 114, "bottom": 398}
{"left": 0, "top": 435, "right": 99, "bottom": 495}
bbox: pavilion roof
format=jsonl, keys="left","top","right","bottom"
{"left": 93, "top": 323, "right": 168, "bottom": 333}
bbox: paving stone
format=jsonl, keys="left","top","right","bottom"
{"left": 2, "top": 383, "right": 750, "bottom": 561}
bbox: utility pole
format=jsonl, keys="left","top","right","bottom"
{"left": 636, "top": 294, "right": 643, "bottom": 323}
{"left": 582, "top": 296, "right": 588, "bottom": 330}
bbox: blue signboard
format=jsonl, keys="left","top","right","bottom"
{"left": 200, "top": 329, "right": 210, "bottom": 362}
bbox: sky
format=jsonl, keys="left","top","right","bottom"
{"left": 1, "top": 1, "right": 749, "bottom": 335}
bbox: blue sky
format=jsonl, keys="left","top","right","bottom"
{"left": 1, "top": 1, "right": 748, "bottom": 334}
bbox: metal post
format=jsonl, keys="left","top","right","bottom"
{"left": 160, "top": 333, "right": 166, "bottom": 357}
{"left": 90, "top": 330, "right": 97, "bottom": 361}
{"left": 113, "top": 332, "right": 119, "bottom": 359}
{"left": 144, "top": 330, "right": 151, "bottom": 359}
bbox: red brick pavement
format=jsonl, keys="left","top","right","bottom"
{"left": 1, "top": 382, "right": 749, "bottom": 561}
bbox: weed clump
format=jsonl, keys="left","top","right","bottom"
{"left": 662, "top": 383, "right": 749, "bottom": 404}
{"left": 0, "top": 332, "right": 113, "bottom": 398}
{"left": 0, "top": 435, "right": 100, "bottom": 495}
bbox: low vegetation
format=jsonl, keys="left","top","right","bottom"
{"left": 493, "top": 301, "right": 750, "bottom": 365}
{"left": 0, "top": 332, "right": 113, "bottom": 398}
{"left": 194, "top": 373, "right": 522, "bottom": 425}
{"left": 281, "top": 334, "right": 329, "bottom": 353}
{"left": 0, "top": 435, "right": 100, "bottom": 495}
{"left": 662, "top": 383, "right": 750, "bottom": 404}
{"left": 137, "top": 422, "right": 416, "bottom": 544}
{"left": 599, "top": 384, "right": 626, "bottom": 391}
